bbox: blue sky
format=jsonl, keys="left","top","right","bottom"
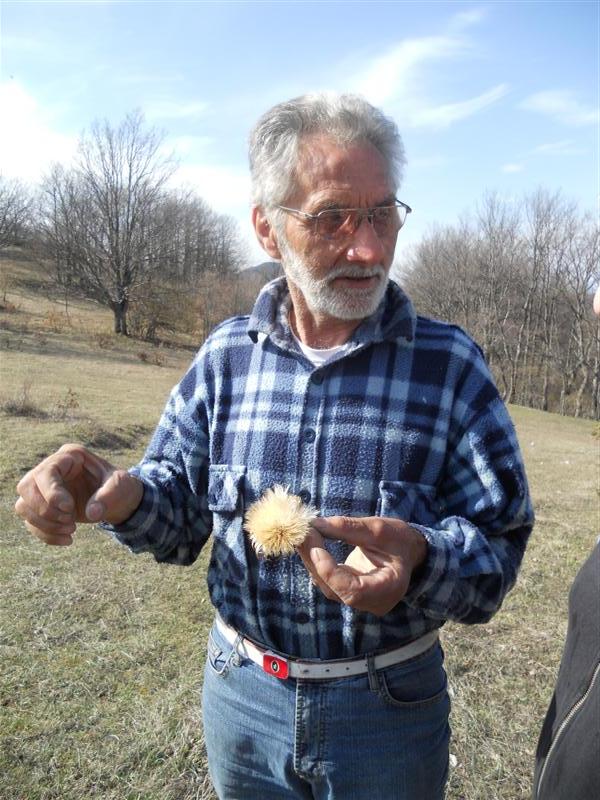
{"left": 1, "top": 1, "right": 598, "bottom": 264}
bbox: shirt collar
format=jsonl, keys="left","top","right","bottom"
{"left": 247, "top": 275, "right": 416, "bottom": 349}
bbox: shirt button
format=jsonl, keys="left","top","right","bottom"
{"left": 298, "top": 489, "right": 311, "bottom": 505}
{"left": 303, "top": 428, "right": 316, "bottom": 443}
{"left": 311, "top": 372, "right": 323, "bottom": 385}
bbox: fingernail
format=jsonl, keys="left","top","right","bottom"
{"left": 86, "top": 502, "right": 103, "bottom": 521}
{"left": 310, "top": 545, "right": 328, "bottom": 563}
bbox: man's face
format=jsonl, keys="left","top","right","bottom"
{"left": 277, "top": 135, "right": 399, "bottom": 321}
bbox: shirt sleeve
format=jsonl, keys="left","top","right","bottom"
{"left": 101, "top": 351, "right": 213, "bottom": 565}
{"left": 403, "top": 370, "right": 534, "bottom": 625}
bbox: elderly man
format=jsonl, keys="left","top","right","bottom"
{"left": 15, "top": 94, "right": 534, "bottom": 800}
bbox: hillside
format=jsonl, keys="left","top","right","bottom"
{"left": 0, "top": 251, "right": 598, "bottom": 800}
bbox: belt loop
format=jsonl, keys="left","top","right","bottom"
{"left": 230, "top": 633, "right": 244, "bottom": 667}
{"left": 367, "top": 653, "right": 380, "bottom": 692}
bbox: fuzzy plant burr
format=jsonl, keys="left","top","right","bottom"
{"left": 244, "top": 485, "right": 317, "bottom": 557}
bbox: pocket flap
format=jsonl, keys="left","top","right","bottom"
{"left": 207, "top": 465, "right": 246, "bottom": 513}
{"left": 378, "top": 480, "right": 439, "bottom": 524}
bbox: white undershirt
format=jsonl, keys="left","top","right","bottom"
{"left": 293, "top": 333, "right": 351, "bottom": 367}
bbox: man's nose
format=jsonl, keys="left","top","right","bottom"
{"left": 344, "top": 216, "right": 387, "bottom": 265}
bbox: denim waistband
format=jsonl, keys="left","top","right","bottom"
{"left": 214, "top": 613, "right": 439, "bottom": 681}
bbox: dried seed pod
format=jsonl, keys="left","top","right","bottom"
{"left": 244, "top": 485, "right": 316, "bottom": 557}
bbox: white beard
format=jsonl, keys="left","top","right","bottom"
{"left": 280, "top": 242, "right": 389, "bottom": 321}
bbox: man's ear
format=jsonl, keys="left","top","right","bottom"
{"left": 252, "top": 206, "right": 282, "bottom": 260}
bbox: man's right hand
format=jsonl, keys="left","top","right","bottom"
{"left": 14, "top": 444, "right": 144, "bottom": 546}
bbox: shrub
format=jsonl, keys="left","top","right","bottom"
{"left": 94, "top": 332, "right": 114, "bottom": 350}
{"left": 42, "top": 310, "right": 69, "bottom": 333}
{"left": 0, "top": 381, "right": 48, "bottom": 418}
{"left": 52, "top": 387, "right": 80, "bottom": 421}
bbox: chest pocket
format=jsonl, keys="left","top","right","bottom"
{"left": 207, "top": 465, "right": 246, "bottom": 514}
{"left": 206, "top": 465, "right": 250, "bottom": 593}
{"left": 378, "top": 480, "right": 440, "bottom": 526}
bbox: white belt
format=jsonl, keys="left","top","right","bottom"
{"left": 215, "top": 614, "right": 439, "bottom": 681}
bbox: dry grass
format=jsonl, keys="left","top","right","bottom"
{"left": 0, "top": 253, "right": 598, "bottom": 799}
{"left": 443, "top": 405, "right": 598, "bottom": 799}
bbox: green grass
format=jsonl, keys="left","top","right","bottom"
{"left": 1, "top": 255, "right": 598, "bottom": 799}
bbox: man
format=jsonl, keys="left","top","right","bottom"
{"left": 15, "top": 93, "right": 534, "bottom": 800}
{"left": 532, "top": 285, "right": 600, "bottom": 800}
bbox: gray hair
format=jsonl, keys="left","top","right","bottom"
{"left": 248, "top": 93, "right": 406, "bottom": 211}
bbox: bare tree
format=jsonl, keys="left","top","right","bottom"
{"left": 37, "top": 111, "right": 175, "bottom": 334}
{"left": 125, "top": 190, "right": 247, "bottom": 341}
{"left": 559, "top": 214, "right": 600, "bottom": 416}
{"left": 0, "top": 176, "right": 31, "bottom": 249}
{"left": 400, "top": 188, "right": 599, "bottom": 419}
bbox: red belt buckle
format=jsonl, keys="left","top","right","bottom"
{"left": 263, "top": 651, "right": 289, "bottom": 679}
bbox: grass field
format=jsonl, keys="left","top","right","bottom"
{"left": 1, "top": 254, "right": 598, "bottom": 800}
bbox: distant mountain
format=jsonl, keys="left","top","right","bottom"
{"left": 244, "top": 261, "right": 283, "bottom": 282}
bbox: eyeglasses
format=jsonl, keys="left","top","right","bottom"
{"left": 276, "top": 199, "right": 412, "bottom": 241}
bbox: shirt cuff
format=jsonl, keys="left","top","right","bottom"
{"left": 403, "top": 524, "right": 459, "bottom": 614}
{"left": 99, "top": 473, "right": 160, "bottom": 545}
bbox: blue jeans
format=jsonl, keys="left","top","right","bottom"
{"left": 201, "top": 620, "right": 450, "bottom": 799}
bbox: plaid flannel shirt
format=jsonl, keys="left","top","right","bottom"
{"left": 107, "top": 277, "right": 534, "bottom": 659}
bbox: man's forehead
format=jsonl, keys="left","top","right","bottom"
{"left": 292, "top": 134, "right": 394, "bottom": 207}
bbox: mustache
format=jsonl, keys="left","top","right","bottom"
{"left": 325, "top": 264, "right": 386, "bottom": 282}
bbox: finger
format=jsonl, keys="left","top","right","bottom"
{"left": 19, "top": 505, "right": 77, "bottom": 537}
{"left": 311, "top": 516, "right": 411, "bottom": 549}
{"left": 300, "top": 531, "right": 406, "bottom": 615}
{"left": 298, "top": 530, "right": 362, "bottom": 602}
{"left": 297, "top": 543, "right": 342, "bottom": 601}
{"left": 24, "top": 520, "right": 74, "bottom": 546}
{"left": 14, "top": 490, "right": 75, "bottom": 526}
{"left": 309, "top": 515, "right": 382, "bottom": 546}
{"left": 297, "top": 530, "right": 344, "bottom": 602}
{"left": 85, "top": 470, "right": 144, "bottom": 524}
{"left": 18, "top": 453, "right": 84, "bottom": 513}
{"left": 299, "top": 554, "right": 342, "bottom": 602}
{"left": 300, "top": 529, "right": 389, "bottom": 607}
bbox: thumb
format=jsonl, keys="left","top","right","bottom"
{"left": 85, "top": 470, "right": 144, "bottom": 524}
{"left": 85, "top": 494, "right": 106, "bottom": 522}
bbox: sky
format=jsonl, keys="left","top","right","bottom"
{"left": 1, "top": 0, "right": 598, "bottom": 266}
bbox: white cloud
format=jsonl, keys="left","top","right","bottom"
{"left": 409, "top": 83, "right": 509, "bottom": 129}
{"left": 1, "top": 33, "right": 55, "bottom": 57}
{"left": 145, "top": 99, "right": 209, "bottom": 121}
{"left": 502, "top": 163, "right": 523, "bottom": 173}
{"left": 448, "top": 7, "right": 489, "bottom": 32}
{"left": 173, "top": 161, "right": 256, "bottom": 252}
{"left": 115, "top": 70, "right": 185, "bottom": 87}
{"left": 531, "top": 140, "right": 586, "bottom": 156}
{"left": 520, "top": 90, "right": 598, "bottom": 126}
{"left": 172, "top": 163, "right": 266, "bottom": 263}
{"left": 348, "top": 13, "right": 507, "bottom": 131}
{"left": 174, "top": 162, "right": 250, "bottom": 212}
{"left": 161, "top": 135, "right": 214, "bottom": 159}
{"left": 0, "top": 80, "right": 77, "bottom": 183}
{"left": 354, "top": 36, "right": 467, "bottom": 107}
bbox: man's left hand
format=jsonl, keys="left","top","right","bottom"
{"left": 296, "top": 516, "right": 428, "bottom": 617}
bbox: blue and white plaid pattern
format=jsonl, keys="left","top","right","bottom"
{"left": 108, "top": 277, "right": 534, "bottom": 659}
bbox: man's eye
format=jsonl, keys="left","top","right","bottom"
{"left": 318, "top": 209, "right": 346, "bottom": 231}
{"left": 373, "top": 207, "right": 392, "bottom": 223}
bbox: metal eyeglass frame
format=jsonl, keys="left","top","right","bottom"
{"left": 276, "top": 199, "right": 412, "bottom": 240}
